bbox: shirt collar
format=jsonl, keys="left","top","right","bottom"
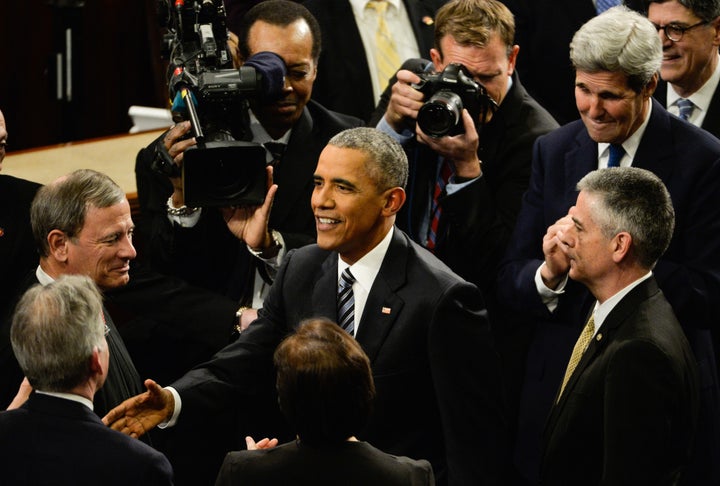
{"left": 248, "top": 111, "right": 292, "bottom": 146}
{"left": 352, "top": 0, "right": 401, "bottom": 18}
{"left": 337, "top": 226, "right": 394, "bottom": 292}
{"left": 36, "top": 265, "right": 55, "bottom": 286}
{"left": 591, "top": 271, "right": 653, "bottom": 334}
{"left": 667, "top": 52, "right": 720, "bottom": 112}
{"left": 36, "top": 390, "right": 94, "bottom": 411}
{"left": 597, "top": 99, "right": 652, "bottom": 165}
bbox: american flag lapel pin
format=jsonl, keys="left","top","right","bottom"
{"left": 381, "top": 306, "right": 391, "bottom": 314}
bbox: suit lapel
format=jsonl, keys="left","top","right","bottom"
{"left": 355, "top": 230, "right": 407, "bottom": 363}
{"left": 269, "top": 108, "right": 316, "bottom": 225}
{"left": 702, "top": 86, "right": 720, "bottom": 138}
{"left": 564, "top": 128, "right": 597, "bottom": 201}
{"left": 311, "top": 253, "right": 339, "bottom": 322}
{"left": 548, "top": 278, "right": 661, "bottom": 419}
{"left": 633, "top": 100, "right": 675, "bottom": 182}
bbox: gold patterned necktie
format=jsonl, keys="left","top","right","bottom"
{"left": 557, "top": 315, "right": 596, "bottom": 401}
{"left": 366, "top": 0, "right": 401, "bottom": 88}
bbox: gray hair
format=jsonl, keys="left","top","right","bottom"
{"left": 643, "top": 0, "right": 720, "bottom": 21}
{"left": 577, "top": 167, "right": 675, "bottom": 269}
{"left": 571, "top": 6, "right": 662, "bottom": 92}
{"left": 11, "top": 274, "right": 106, "bottom": 392}
{"left": 31, "top": 169, "right": 126, "bottom": 257}
{"left": 327, "top": 127, "right": 408, "bottom": 191}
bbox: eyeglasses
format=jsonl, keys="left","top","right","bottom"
{"left": 653, "top": 20, "right": 710, "bottom": 42}
{"left": 104, "top": 324, "right": 110, "bottom": 336}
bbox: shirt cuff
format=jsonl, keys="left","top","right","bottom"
{"left": 376, "top": 116, "right": 414, "bottom": 144}
{"left": 158, "top": 386, "right": 182, "bottom": 429}
{"left": 247, "top": 230, "right": 285, "bottom": 270}
{"left": 534, "top": 262, "right": 568, "bottom": 313}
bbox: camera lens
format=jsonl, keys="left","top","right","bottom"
{"left": 417, "top": 90, "right": 464, "bottom": 138}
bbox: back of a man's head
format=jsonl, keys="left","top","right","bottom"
{"left": 31, "top": 169, "right": 125, "bottom": 258}
{"left": 274, "top": 318, "right": 375, "bottom": 446}
{"left": 11, "top": 274, "right": 105, "bottom": 393}
{"left": 571, "top": 6, "right": 662, "bottom": 92}
{"left": 434, "top": 0, "right": 515, "bottom": 53}
{"left": 577, "top": 167, "right": 675, "bottom": 269}
{"left": 235, "top": 0, "right": 322, "bottom": 62}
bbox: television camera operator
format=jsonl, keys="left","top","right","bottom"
{"left": 135, "top": 0, "right": 362, "bottom": 317}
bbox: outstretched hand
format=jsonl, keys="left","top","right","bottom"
{"left": 102, "top": 379, "right": 174, "bottom": 439}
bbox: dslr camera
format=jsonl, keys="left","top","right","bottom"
{"left": 412, "top": 63, "right": 498, "bottom": 138}
{"left": 153, "top": 0, "right": 286, "bottom": 207}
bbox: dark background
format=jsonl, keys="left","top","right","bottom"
{"left": 1, "top": 0, "right": 168, "bottom": 151}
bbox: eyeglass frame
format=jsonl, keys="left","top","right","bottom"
{"left": 652, "top": 20, "right": 711, "bottom": 42}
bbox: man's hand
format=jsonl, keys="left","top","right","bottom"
{"left": 541, "top": 215, "right": 574, "bottom": 289}
{"left": 245, "top": 436, "right": 279, "bottom": 450}
{"left": 102, "top": 379, "right": 174, "bottom": 439}
{"left": 416, "top": 109, "right": 482, "bottom": 179}
{"left": 161, "top": 121, "right": 197, "bottom": 208}
{"left": 383, "top": 69, "right": 425, "bottom": 133}
{"left": 221, "top": 166, "right": 279, "bottom": 250}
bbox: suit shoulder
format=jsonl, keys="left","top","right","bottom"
{"left": 306, "top": 100, "right": 364, "bottom": 131}
{"left": 0, "top": 174, "right": 41, "bottom": 202}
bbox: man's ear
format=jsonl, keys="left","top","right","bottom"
{"left": 611, "top": 231, "right": 632, "bottom": 263}
{"left": 429, "top": 48, "right": 442, "bottom": 69}
{"left": 383, "top": 187, "right": 406, "bottom": 216}
{"left": 643, "top": 72, "right": 659, "bottom": 99}
{"left": 47, "top": 230, "right": 70, "bottom": 263}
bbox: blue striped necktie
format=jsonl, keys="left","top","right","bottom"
{"left": 677, "top": 98, "right": 694, "bottom": 121}
{"left": 596, "top": 0, "right": 620, "bottom": 14}
{"left": 337, "top": 268, "right": 356, "bottom": 336}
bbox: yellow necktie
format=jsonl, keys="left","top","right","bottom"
{"left": 557, "top": 315, "right": 595, "bottom": 401}
{"left": 366, "top": 1, "right": 401, "bottom": 89}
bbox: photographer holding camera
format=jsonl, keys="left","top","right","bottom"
{"left": 136, "top": 0, "right": 361, "bottom": 317}
{"left": 374, "top": 0, "right": 557, "bottom": 297}
{"left": 373, "top": 0, "right": 558, "bottom": 453}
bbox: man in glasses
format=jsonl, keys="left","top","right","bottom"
{"left": 646, "top": 0, "right": 720, "bottom": 137}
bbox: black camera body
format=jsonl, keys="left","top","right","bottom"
{"left": 412, "top": 63, "right": 498, "bottom": 138}
{"left": 154, "top": 0, "right": 286, "bottom": 207}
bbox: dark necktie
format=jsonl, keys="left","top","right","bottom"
{"left": 607, "top": 144, "right": 624, "bottom": 168}
{"left": 677, "top": 98, "right": 694, "bottom": 121}
{"left": 337, "top": 268, "right": 356, "bottom": 336}
{"left": 427, "top": 159, "right": 453, "bottom": 251}
{"left": 264, "top": 142, "right": 286, "bottom": 167}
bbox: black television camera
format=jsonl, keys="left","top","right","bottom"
{"left": 153, "top": 0, "right": 287, "bottom": 207}
{"left": 412, "top": 63, "right": 498, "bottom": 138}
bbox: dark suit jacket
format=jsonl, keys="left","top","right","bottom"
{"left": 0, "top": 273, "right": 144, "bottom": 417}
{"left": 304, "top": 0, "right": 443, "bottom": 122}
{"left": 0, "top": 175, "right": 40, "bottom": 316}
{"left": 173, "top": 229, "right": 509, "bottom": 485}
{"left": 497, "top": 99, "right": 720, "bottom": 483}
{"left": 499, "top": 0, "right": 595, "bottom": 125}
{"left": 215, "top": 440, "right": 434, "bottom": 486}
{"left": 541, "top": 278, "right": 699, "bottom": 485}
{"left": 654, "top": 78, "right": 720, "bottom": 140}
{"left": 135, "top": 100, "right": 362, "bottom": 303}
{"left": 0, "top": 393, "right": 173, "bottom": 485}
{"left": 377, "top": 64, "right": 558, "bottom": 294}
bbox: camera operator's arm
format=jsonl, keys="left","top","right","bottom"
{"left": 159, "top": 121, "right": 198, "bottom": 210}
{"left": 416, "top": 109, "right": 482, "bottom": 180}
{"left": 381, "top": 70, "right": 425, "bottom": 135}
